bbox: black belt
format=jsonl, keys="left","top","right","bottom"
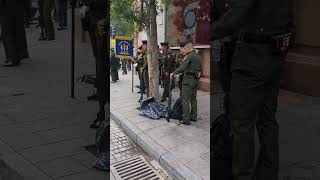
{"left": 239, "top": 33, "right": 273, "bottom": 44}
{"left": 185, "top": 72, "right": 197, "bottom": 76}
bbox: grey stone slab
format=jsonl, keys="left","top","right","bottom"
{"left": 157, "top": 134, "right": 193, "bottom": 150}
{"left": 159, "top": 152, "right": 202, "bottom": 180}
{"left": 170, "top": 141, "right": 209, "bottom": 164}
{"left": 20, "top": 139, "right": 88, "bottom": 164}
{"left": 0, "top": 139, "right": 14, "bottom": 155}
{"left": 115, "top": 115, "right": 143, "bottom": 142}
{"left": 36, "top": 156, "right": 90, "bottom": 179}
{"left": 186, "top": 157, "right": 210, "bottom": 180}
{"left": 136, "top": 133, "right": 168, "bottom": 161}
{"left": 0, "top": 152, "right": 52, "bottom": 180}
{"left": 144, "top": 124, "right": 181, "bottom": 140}
{"left": 57, "top": 170, "right": 108, "bottom": 180}
{"left": 200, "top": 152, "right": 210, "bottom": 163}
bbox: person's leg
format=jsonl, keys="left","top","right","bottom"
{"left": 190, "top": 81, "right": 198, "bottom": 121}
{"left": 43, "top": 0, "right": 55, "bottom": 39}
{"left": 14, "top": 11, "right": 29, "bottom": 61}
{"left": 161, "top": 78, "right": 170, "bottom": 101}
{"left": 181, "top": 83, "right": 192, "bottom": 125}
{"left": 1, "top": 13, "right": 19, "bottom": 65}
{"left": 55, "top": 0, "right": 63, "bottom": 28}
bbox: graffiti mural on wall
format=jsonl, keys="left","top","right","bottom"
{"left": 168, "top": 0, "right": 210, "bottom": 46}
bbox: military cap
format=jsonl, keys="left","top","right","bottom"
{"left": 160, "top": 42, "right": 169, "bottom": 47}
{"left": 179, "top": 41, "right": 186, "bottom": 47}
{"left": 184, "top": 38, "right": 193, "bottom": 45}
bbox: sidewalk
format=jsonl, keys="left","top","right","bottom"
{"left": 110, "top": 72, "right": 210, "bottom": 180}
{"left": 0, "top": 15, "right": 108, "bottom": 179}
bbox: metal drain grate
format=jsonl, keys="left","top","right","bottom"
{"left": 111, "top": 155, "right": 164, "bottom": 180}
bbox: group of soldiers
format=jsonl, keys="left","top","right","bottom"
{"left": 134, "top": 38, "right": 202, "bottom": 125}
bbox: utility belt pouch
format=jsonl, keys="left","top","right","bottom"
{"left": 271, "top": 32, "right": 293, "bottom": 55}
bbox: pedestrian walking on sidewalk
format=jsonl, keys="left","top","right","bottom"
{"left": 122, "top": 59, "right": 127, "bottom": 74}
{"left": 110, "top": 50, "right": 118, "bottom": 83}
{"left": 1, "top": 0, "right": 30, "bottom": 67}
{"left": 170, "top": 38, "right": 202, "bottom": 125}
{"left": 211, "top": 0, "right": 294, "bottom": 179}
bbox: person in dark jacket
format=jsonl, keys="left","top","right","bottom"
{"left": 0, "top": 0, "right": 30, "bottom": 66}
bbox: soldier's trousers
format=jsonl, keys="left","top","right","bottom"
{"left": 162, "top": 77, "right": 174, "bottom": 99}
{"left": 43, "top": 0, "right": 55, "bottom": 39}
{"left": 181, "top": 76, "right": 198, "bottom": 123}
{"left": 1, "top": 9, "right": 29, "bottom": 61}
{"left": 229, "top": 41, "right": 283, "bottom": 180}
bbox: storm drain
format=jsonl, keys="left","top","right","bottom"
{"left": 111, "top": 155, "right": 164, "bottom": 180}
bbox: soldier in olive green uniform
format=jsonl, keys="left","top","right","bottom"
{"left": 176, "top": 43, "right": 186, "bottom": 92}
{"left": 43, "top": 0, "right": 55, "bottom": 40}
{"left": 136, "top": 41, "right": 147, "bottom": 96}
{"left": 170, "top": 39, "right": 202, "bottom": 125}
{"left": 1, "top": 0, "right": 30, "bottom": 66}
{"left": 159, "top": 42, "right": 176, "bottom": 102}
{"left": 83, "top": 0, "right": 108, "bottom": 72}
{"left": 212, "top": 0, "right": 294, "bottom": 179}
{"left": 141, "top": 49, "right": 149, "bottom": 97}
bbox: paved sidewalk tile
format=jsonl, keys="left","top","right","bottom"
{"left": 110, "top": 72, "right": 210, "bottom": 180}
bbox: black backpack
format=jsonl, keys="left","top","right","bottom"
{"left": 170, "top": 97, "right": 183, "bottom": 120}
{"left": 211, "top": 113, "right": 233, "bottom": 180}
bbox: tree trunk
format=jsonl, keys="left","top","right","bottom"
{"left": 147, "top": 0, "right": 160, "bottom": 100}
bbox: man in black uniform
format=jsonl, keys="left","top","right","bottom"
{"left": 1, "top": 0, "right": 30, "bottom": 67}
{"left": 212, "top": 0, "right": 294, "bottom": 179}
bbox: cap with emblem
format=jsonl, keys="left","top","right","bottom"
{"left": 160, "top": 42, "right": 169, "bottom": 47}
{"left": 184, "top": 38, "right": 193, "bottom": 46}
{"left": 180, "top": 41, "right": 186, "bottom": 47}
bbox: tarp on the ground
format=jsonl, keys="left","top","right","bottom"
{"left": 139, "top": 97, "right": 169, "bottom": 119}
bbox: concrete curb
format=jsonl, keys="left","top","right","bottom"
{"left": 110, "top": 111, "right": 203, "bottom": 180}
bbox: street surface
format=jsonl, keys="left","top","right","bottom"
{"left": 0, "top": 11, "right": 108, "bottom": 180}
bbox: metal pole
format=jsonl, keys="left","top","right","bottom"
{"left": 70, "top": 0, "right": 75, "bottom": 98}
{"left": 132, "top": 59, "right": 134, "bottom": 93}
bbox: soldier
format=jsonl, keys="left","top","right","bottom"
{"left": 1, "top": 0, "right": 30, "bottom": 67}
{"left": 140, "top": 41, "right": 149, "bottom": 97}
{"left": 176, "top": 43, "right": 186, "bottom": 92}
{"left": 83, "top": 0, "right": 107, "bottom": 100}
{"left": 136, "top": 41, "right": 147, "bottom": 96}
{"left": 170, "top": 39, "right": 202, "bottom": 125}
{"left": 212, "top": 0, "right": 238, "bottom": 113}
{"left": 37, "top": 0, "right": 46, "bottom": 40}
{"left": 159, "top": 42, "right": 176, "bottom": 102}
{"left": 212, "top": 0, "right": 294, "bottom": 179}
{"left": 43, "top": 0, "right": 55, "bottom": 40}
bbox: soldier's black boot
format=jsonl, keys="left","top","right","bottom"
{"left": 90, "top": 101, "right": 105, "bottom": 129}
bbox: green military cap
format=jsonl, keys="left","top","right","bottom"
{"left": 160, "top": 42, "right": 169, "bottom": 47}
{"left": 180, "top": 41, "right": 186, "bottom": 47}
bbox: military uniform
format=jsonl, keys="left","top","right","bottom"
{"left": 159, "top": 43, "right": 176, "bottom": 102}
{"left": 175, "top": 53, "right": 185, "bottom": 91}
{"left": 141, "top": 53, "right": 149, "bottom": 95}
{"left": 212, "top": 0, "right": 238, "bottom": 113}
{"left": 0, "top": 0, "right": 30, "bottom": 66}
{"left": 83, "top": 0, "right": 108, "bottom": 72}
{"left": 173, "top": 40, "right": 202, "bottom": 125}
{"left": 43, "top": 0, "right": 55, "bottom": 40}
{"left": 212, "top": 0, "right": 294, "bottom": 179}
